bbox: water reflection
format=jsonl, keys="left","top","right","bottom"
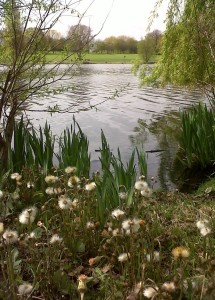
{"left": 27, "top": 64, "right": 208, "bottom": 190}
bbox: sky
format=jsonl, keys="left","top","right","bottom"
{"left": 55, "top": 0, "right": 168, "bottom": 41}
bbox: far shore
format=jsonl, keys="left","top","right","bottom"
{"left": 45, "top": 52, "right": 160, "bottom": 64}
{"left": 0, "top": 53, "right": 160, "bottom": 65}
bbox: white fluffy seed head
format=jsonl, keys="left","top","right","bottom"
{"left": 141, "top": 187, "right": 153, "bottom": 198}
{"left": 68, "top": 176, "right": 80, "bottom": 187}
{"left": 122, "top": 218, "right": 140, "bottom": 233}
{"left": 85, "top": 182, "right": 96, "bottom": 191}
{"left": 65, "top": 166, "right": 77, "bottom": 174}
{"left": 18, "top": 283, "right": 33, "bottom": 295}
{"left": 3, "top": 230, "right": 19, "bottom": 244}
{"left": 118, "top": 253, "right": 130, "bottom": 262}
{"left": 45, "top": 175, "right": 59, "bottom": 184}
{"left": 200, "top": 227, "right": 211, "bottom": 236}
{"left": 143, "top": 286, "right": 158, "bottom": 299}
{"left": 162, "top": 282, "right": 176, "bottom": 292}
{"left": 10, "top": 172, "right": 20, "bottom": 180}
{"left": 196, "top": 219, "right": 209, "bottom": 230}
{"left": 135, "top": 180, "right": 148, "bottom": 191}
{"left": 19, "top": 207, "right": 37, "bottom": 224}
{"left": 111, "top": 208, "right": 125, "bottom": 219}
{"left": 27, "top": 181, "right": 35, "bottom": 189}
{"left": 50, "top": 234, "right": 63, "bottom": 244}
{"left": 58, "top": 195, "right": 73, "bottom": 210}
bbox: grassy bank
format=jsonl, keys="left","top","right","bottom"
{"left": 45, "top": 52, "right": 160, "bottom": 64}
{"left": 1, "top": 169, "right": 215, "bottom": 299}
{"left": 1, "top": 121, "right": 215, "bottom": 299}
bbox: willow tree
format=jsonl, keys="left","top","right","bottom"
{"left": 139, "top": 0, "right": 215, "bottom": 97}
{"left": 0, "top": 0, "right": 98, "bottom": 167}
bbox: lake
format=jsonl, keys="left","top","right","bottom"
{"left": 28, "top": 64, "right": 206, "bottom": 190}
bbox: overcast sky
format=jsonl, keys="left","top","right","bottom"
{"left": 55, "top": 0, "right": 168, "bottom": 41}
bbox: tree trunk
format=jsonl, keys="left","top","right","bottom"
{"left": 0, "top": 134, "right": 9, "bottom": 169}
{"left": 0, "top": 113, "right": 15, "bottom": 169}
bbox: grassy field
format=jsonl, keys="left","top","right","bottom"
{"left": 45, "top": 52, "right": 160, "bottom": 64}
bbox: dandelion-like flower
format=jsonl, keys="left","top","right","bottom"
{"left": 45, "top": 187, "right": 54, "bottom": 195}
{"left": 196, "top": 219, "right": 211, "bottom": 236}
{"left": 200, "top": 227, "right": 211, "bottom": 236}
{"left": 135, "top": 179, "right": 148, "bottom": 191}
{"left": 18, "top": 283, "right": 33, "bottom": 295}
{"left": 118, "top": 253, "right": 130, "bottom": 262}
{"left": 16, "top": 174, "right": 22, "bottom": 181}
{"left": 172, "top": 246, "right": 190, "bottom": 259}
{"left": 27, "top": 181, "right": 35, "bottom": 189}
{"left": 45, "top": 187, "right": 62, "bottom": 195}
{"left": 85, "top": 182, "right": 96, "bottom": 191}
{"left": 122, "top": 218, "right": 140, "bottom": 233}
{"left": 68, "top": 176, "right": 80, "bottom": 187}
{"left": 28, "top": 232, "right": 37, "bottom": 239}
{"left": 65, "top": 166, "right": 77, "bottom": 174}
{"left": 161, "top": 282, "right": 176, "bottom": 292}
{"left": 45, "top": 175, "right": 59, "bottom": 184}
{"left": 50, "top": 234, "right": 63, "bottom": 244}
{"left": 112, "top": 228, "right": 120, "bottom": 236}
{"left": 10, "top": 172, "right": 20, "bottom": 180}
{"left": 111, "top": 208, "right": 125, "bottom": 219}
{"left": 2, "top": 229, "right": 18, "bottom": 245}
{"left": 196, "top": 219, "right": 209, "bottom": 229}
{"left": 58, "top": 195, "right": 73, "bottom": 210}
{"left": 0, "top": 190, "right": 3, "bottom": 199}
{"left": 19, "top": 207, "right": 38, "bottom": 224}
{"left": 141, "top": 187, "right": 153, "bottom": 198}
{"left": 143, "top": 286, "right": 159, "bottom": 299}
{"left": 119, "top": 191, "right": 127, "bottom": 200}
{"left": 72, "top": 198, "right": 79, "bottom": 208}
{"left": 86, "top": 221, "right": 95, "bottom": 229}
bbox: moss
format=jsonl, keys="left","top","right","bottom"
{"left": 195, "top": 176, "right": 215, "bottom": 195}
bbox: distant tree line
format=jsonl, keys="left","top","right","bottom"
{"left": 0, "top": 23, "right": 162, "bottom": 57}
{"left": 93, "top": 30, "right": 162, "bottom": 57}
{"left": 92, "top": 36, "right": 138, "bottom": 53}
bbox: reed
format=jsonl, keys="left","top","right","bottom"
{"left": 57, "top": 119, "right": 90, "bottom": 178}
{"left": 28, "top": 123, "right": 55, "bottom": 174}
{"left": 95, "top": 132, "right": 147, "bottom": 223}
{"left": 8, "top": 118, "right": 33, "bottom": 171}
{"left": 179, "top": 103, "right": 215, "bottom": 169}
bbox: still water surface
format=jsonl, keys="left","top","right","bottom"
{"left": 28, "top": 64, "right": 206, "bottom": 190}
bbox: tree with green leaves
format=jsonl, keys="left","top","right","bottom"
{"left": 0, "top": 0, "right": 97, "bottom": 167}
{"left": 139, "top": 0, "right": 215, "bottom": 97}
{"left": 138, "top": 32, "right": 159, "bottom": 63}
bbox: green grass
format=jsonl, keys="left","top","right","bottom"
{"left": 45, "top": 52, "right": 160, "bottom": 64}
{"left": 45, "top": 52, "right": 138, "bottom": 64}
{"left": 1, "top": 170, "right": 215, "bottom": 299}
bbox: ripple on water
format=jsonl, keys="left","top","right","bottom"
{"left": 28, "top": 64, "right": 208, "bottom": 190}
